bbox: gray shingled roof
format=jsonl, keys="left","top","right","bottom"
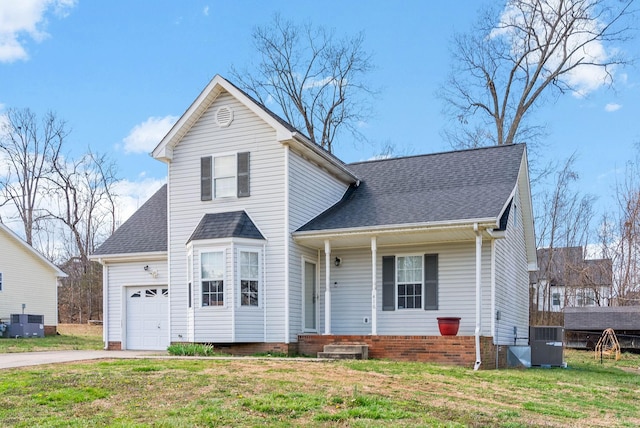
{"left": 92, "top": 184, "right": 167, "bottom": 256}
{"left": 187, "top": 211, "right": 265, "bottom": 243}
{"left": 297, "top": 144, "right": 525, "bottom": 232}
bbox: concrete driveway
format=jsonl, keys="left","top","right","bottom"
{"left": 0, "top": 350, "right": 164, "bottom": 369}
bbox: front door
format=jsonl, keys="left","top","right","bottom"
{"left": 303, "top": 261, "right": 317, "bottom": 331}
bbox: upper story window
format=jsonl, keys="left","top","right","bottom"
{"left": 201, "top": 250, "right": 225, "bottom": 307}
{"left": 201, "top": 152, "right": 250, "bottom": 200}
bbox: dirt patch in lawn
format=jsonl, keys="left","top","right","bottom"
{"left": 57, "top": 323, "right": 102, "bottom": 337}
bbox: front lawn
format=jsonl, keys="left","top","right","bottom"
{"left": 0, "top": 324, "right": 102, "bottom": 353}
{"left": 0, "top": 349, "right": 638, "bottom": 427}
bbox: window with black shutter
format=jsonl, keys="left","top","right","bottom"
{"left": 424, "top": 254, "right": 438, "bottom": 310}
{"left": 201, "top": 156, "right": 212, "bottom": 201}
{"left": 237, "top": 152, "right": 250, "bottom": 197}
{"left": 382, "top": 256, "right": 395, "bottom": 311}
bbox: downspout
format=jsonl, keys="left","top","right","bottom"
{"left": 101, "top": 260, "right": 108, "bottom": 350}
{"left": 474, "top": 223, "right": 482, "bottom": 371}
{"left": 284, "top": 145, "right": 290, "bottom": 344}
{"left": 371, "top": 236, "right": 377, "bottom": 335}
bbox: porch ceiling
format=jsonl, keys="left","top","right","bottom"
{"left": 293, "top": 222, "right": 498, "bottom": 250}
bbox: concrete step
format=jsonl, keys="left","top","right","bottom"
{"left": 318, "top": 351, "right": 363, "bottom": 360}
{"left": 318, "top": 343, "right": 369, "bottom": 360}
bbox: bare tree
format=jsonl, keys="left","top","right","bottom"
{"left": 0, "top": 108, "right": 67, "bottom": 244}
{"left": 440, "top": 0, "right": 634, "bottom": 149}
{"left": 231, "top": 14, "right": 376, "bottom": 153}
{"left": 46, "top": 150, "right": 119, "bottom": 322}
{"left": 532, "top": 155, "right": 596, "bottom": 321}
{"left": 603, "top": 152, "right": 640, "bottom": 305}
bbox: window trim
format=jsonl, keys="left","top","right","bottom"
{"left": 395, "top": 253, "right": 424, "bottom": 310}
{"left": 201, "top": 151, "right": 250, "bottom": 201}
{"left": 212, "top": 152, "right": 237, "bottom": 198}
{"left": 199, "top": 248, "right": 226, "bottom": 309}
{"left": 237, "top": 247, "right": 262, "bottom": 308}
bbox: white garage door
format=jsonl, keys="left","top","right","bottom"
{"left": 126, "top": 287, "right": 169, "bottom": 350}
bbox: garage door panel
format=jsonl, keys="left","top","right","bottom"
{"left": 126, "top": 287, "right": 168, "bottom": 350}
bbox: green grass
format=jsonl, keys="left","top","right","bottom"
{"left": 0, "top": 349, "right": 638, "bottom": 426}
{"left": 0, "top": 333, "right": 103, "bottom": 353}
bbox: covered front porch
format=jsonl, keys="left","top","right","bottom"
{"left": 294, "top": 221, "right": 502, "bottom": 369}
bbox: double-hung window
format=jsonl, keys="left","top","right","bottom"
{"left": 382, "top": 254, "right": 438, "bottom": 311}
{"left": 201, "top": 152, "right": 250, "bottom": 200}
{"left": 239, "top": 250, "right": 259, "bottom": 307}
{"left": 397, "top": 255, "right": 423, "bottom": 309}
{"left": 201, "top": 251, "right": 224, "bottom": 307}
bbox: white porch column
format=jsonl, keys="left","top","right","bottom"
{"left": 474, "top": 224, "right": 483, "bottom": 371}
{"left": 371, "top": 236, "right": 377, "bottom": 335}
{"left": 324, "top": 239, "right": 332, "bottom": 335}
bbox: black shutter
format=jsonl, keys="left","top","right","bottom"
{"left": 237, "top": 152, "right": 250, "bottom": 197}
{"left": 424, "top": 254, "right": 438, "bottom": 310}
{"left": 382, "top": 256, "right": 395, "bottom": 311}
{"left": 201, "top": 156, "right": 212, "bottom": 201}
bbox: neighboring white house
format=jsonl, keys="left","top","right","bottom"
{"left": 0, "top": 222, "right": 67, "bottom": 335}
{"left": 531, "top": 247, "right": 612, "bottom": 312}
{"left": 92, "top": 75, "right": 537, "bottom": 367}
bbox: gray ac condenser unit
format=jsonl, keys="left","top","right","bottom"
{"left": 7, "top": 314, "right": 45, "bottom": 338}
{"left": 530, "top": 326, "right": 564, "bottom": 367}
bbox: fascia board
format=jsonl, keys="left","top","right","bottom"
{"left": 293, "top": 218, "right": 499, "bottom": 241}
{"left": 89, "top": 251, "right": 168, "bottom": 264}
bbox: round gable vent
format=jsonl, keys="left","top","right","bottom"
{"left": 215, "top": 105, "right": 234, "bottom": 128}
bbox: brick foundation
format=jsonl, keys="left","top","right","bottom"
{"left": 299, "top": 335, "right": 506, "bottom": 369}
{"left": 107, "top": 341, "right": 122, "bottom": 350}
{"left": 201, "top": 342, "right": 296, "bottom": 356}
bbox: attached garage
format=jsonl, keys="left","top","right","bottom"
{"left": 126, "top": 286, "right": 169, "bottom": 350}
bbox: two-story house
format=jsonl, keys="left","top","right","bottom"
{"left": 92, "top": 75, "right": 536, "bottom": 368}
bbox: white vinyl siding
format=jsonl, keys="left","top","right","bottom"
{"left": 494, "top": 184, "right": 530, "bottom": 345}
{"left": 0, "top": 229, "right": 61, "bottom": 327}
{"left": 288, "top": 149, "right": 350, "bottom": 342}
{"left": 168, "top": 90, "right": 286, "bottom": 343}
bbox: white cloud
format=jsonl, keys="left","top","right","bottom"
{"left": 203, "top": 6, "right": 209, "bottom": 16}
{"left": 604, "top": 103, "right": 622, "bottom": 112}
{"left": 122, "top": 115, "right": 178, "bottom": 154}
{"left": 112, "top": 178, "right": 166, "bottom": 226}
{"left": 0, "top": 0, "right": 76, "bottom": 63}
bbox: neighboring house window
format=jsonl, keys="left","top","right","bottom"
{"left": 382, "top": 254, "right": 438, "bottom": 311}
{"left": 552, "top": 292, "right": 560, "bottom": 306}
{"left": 239, "top": 250, "right": 259, "bottom": 306}
{"left": 201, "top": 251, "right": 224, "bottom": 307}
{"left": 201, "top": 152, "right": 250, "bottom": 200}
{"left": 577, "top": 289, "right": 595, "bottom": 307}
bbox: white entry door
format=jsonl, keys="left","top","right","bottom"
{"left": 304, "top": 261, "right": 317, "bottom": 331}
{"left": 126, "top": 287, "right": 169, "bottom": 350}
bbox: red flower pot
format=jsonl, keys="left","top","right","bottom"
{"left": 437, "top": 317, "right": 461, "bottom": 336}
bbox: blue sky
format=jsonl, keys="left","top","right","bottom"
{"left": 1, "top": 0, "right": 639, "bottom": 228}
